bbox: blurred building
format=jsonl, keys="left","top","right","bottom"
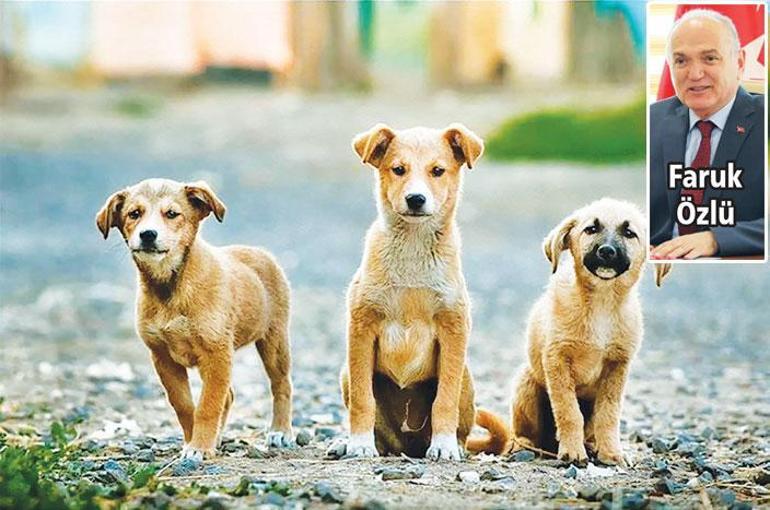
{"left": 1, "top": 1, "right": 647, "bottom": 92}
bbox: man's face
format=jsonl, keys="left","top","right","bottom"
{"left": 669, "top": 17, "right": 745, "bottom": 119}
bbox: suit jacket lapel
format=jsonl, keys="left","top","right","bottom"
{"left": 663, "top": 100, "right": 689, "bottom": 213}
{"left": 705, "top": 87, "right": 756, "bottom": 202}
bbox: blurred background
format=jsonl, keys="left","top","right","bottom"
{"left": 0, "top": 3, "right": 768, "bottom": 503}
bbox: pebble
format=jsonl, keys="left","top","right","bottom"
{"left": 314, "top": 481, "right": 344, "bottom": 504}
{"left": 292, "top": 416, "right": 314, "bottom": 427}
{"left": 480, "top": 468, "right": 510, "bottom": 481}
{"left": 120, "top": 440, "right": 139, "bottom": 455}
{"left": 510, "top": 450, "right": 535, "bottom": 462}
{"left": 263, "top": 492, "right": 285, "bottom": 507}
{"left": 135, "top": 449, "right": 156, "bottom": 463}
{"left": 171, "top": 458, "right": 201, "bottom": 477}
{"left": 457, "top": 470, "right": 480, "bottom": 484}
{"left": 204, "top": 465, "right": 225, "bottom": 475}
{"left": 601, "top": 490, "right": 648, "bottom": 510}
{"left": 295, "top": 430, "right": 312, "bottom": 447}
{"left": 325, "top": 440, "right": 347, "bottom": 460}
{"left": 651, "top": 437, "right": 671, "bottom": 454}
{"left": 375, "top": 465, "right": 425, "bottom": 481}
{"left": 698, "top": 471, "right": 714, "bottom": 483}
{"left": 314, "top": 427, "right": 338, "bottom": 440}
{"left": 101, "top": 459, "right": 128, "bottom": 483}
{"left": 577, "top": 484, "right": 603, "bottom": 501}
{"left": 564, "top": 465, "right": 578, "bottom": 479}
{"left": 655, "top": 477, "right": 684, "bottom": 495}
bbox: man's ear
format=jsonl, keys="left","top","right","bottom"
{"left": 96, "top": 190, "right": 127, "bottom": 239}
{"left": 185, "top": 181, "right": 226, "bottom": 222}
{"left": 443, "top": 123, "right": 484, "bottom": 169}
{"left": 352, "top": 123, "right": 396, "bottom": 168}
{"left": 653, "top": 262, "right": 672, "bottom": 287}
{"left": 543, "top": 215, "right": 576, "bottom": 274}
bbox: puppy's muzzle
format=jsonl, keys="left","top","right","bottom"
{"left": 584, "top": 242, "right": 630, "bottom": 279}
{"left": 405, "top": 193, "right": 427, "bottom": 214}
{"left": 135, "top": 229, "right": 168, "bottom": 253}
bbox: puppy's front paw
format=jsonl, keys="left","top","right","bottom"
{"left": 426, "top": 433, "right": 463, "bottom": 461}
{"left": 557, "top": 440, "right": 588, "bottom": 464}
{"left": 596, "top": 446, "right": 627, "bottom": 467}
{"left": 180, "top": 443, "right": 212, "bottom": 462}
{"left": 344, "top": 431, "right": 379, "bottom": 458}
{"left": 266, "top": 429, "right": 294, "bottom": 448}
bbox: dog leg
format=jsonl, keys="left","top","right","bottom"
{"left": 343, "top": 306, "right": 379, "bottom": 457}
{"left": 151, "top": 350, "right": 195, "bottom": 444}
{"left": 217, "top": 387, "right": 234, "bottom": 447}
{"left": 592, "top": 361, "right": 629, "bottom": 466}
{"left": 457, "top": 366, "right": 476, "bottom": 445}
{"left": 543, "top": 350, "right": 588, "bottom": 463}
{"left": 427, "top": 311, "right": 467, "bottom": 461}
{"left": 183, "top": 349, "right": 233, "bottom": 460}
{"left": 256, "top": 328, "right": 294, "bottom": 448}
{"left": 511, "top": 366, "right": 545, "bottom": 452}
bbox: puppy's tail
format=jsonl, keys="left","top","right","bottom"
{"left": 465, "top": 408, "right": 511, "bottom": 455}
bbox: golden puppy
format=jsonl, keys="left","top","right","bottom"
{"left": 468, "top": 198, "right": 671, "bottom": 465}
{"left": 96, "top": 179, "right": 293, "bottom": 460}
{"left": 338, "top": 123, "right": 483, "bottom": 460}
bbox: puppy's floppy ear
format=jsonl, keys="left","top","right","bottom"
{"left": 352, "top": 123, "right": 396, "bottom": 168}
{"left": 96, "top": 190, "right": 127, "bottom": 239}
{"left": 543, "top": 215, "right": 576, "bottom": 274}
{"left": 443, "top": 123, "right": 484, "bottom": 169}
{"left": 185, "top": 181, "right": 226, "bottom": 222}
{"left": 653, "top": 263, "right": 672, "bottom": 287}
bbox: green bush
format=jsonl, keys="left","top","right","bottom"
{"left": 486, "top": 99, "right": 646, "bottom": 164}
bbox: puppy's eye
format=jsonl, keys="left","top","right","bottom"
{"left": 431, "top": 166, "right": 445, "bottom": 177}
{"left": 392, "top": 166, "right": 406, "bottom": 176}
{"left": 583, "top": 225, "right": 598, "bottom": 235}
{"left": 623, "top": 228, "right": 637, "bottom": 239}
{"left": 166, "top": 210, "right": 180, "bottom": 219}
{"left": 128, "top": 209, "right": 141, "bottom": 220}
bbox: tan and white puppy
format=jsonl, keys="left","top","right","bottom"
{"left": 468, "top": 198, "right": 671, "bottom": 465}
{"left": 96, "top": 179, "right": 293, "bottom": 460}
{"left": 339, "top": 124, "right": 483, "bottom": 460}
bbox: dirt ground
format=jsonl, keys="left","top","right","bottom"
{"left": 1, "top": 85, "right": 768, "bottom": 509}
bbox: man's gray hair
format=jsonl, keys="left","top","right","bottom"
{"left": 665, "top": 9, "right": 741, "bottom": 62}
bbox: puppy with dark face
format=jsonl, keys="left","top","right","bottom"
{"left": 338, "top": 124, "right": 483, "bottom": 460}
{"left": 96, "top": 179, "right": 294, "bottom": 460}
{"left": 468, "top": 198, "right": 671, "bottom": 465}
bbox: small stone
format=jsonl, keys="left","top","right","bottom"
{"left": 121, "top": 440, "right": 139, "bottom": 455}
{"left": 701, "top": 427, "right": 716, "bottom": 440}
{"left": 652, "top": 459, "right": 671, "bottom": 476}
{"left": 730, "top": 502, "right": 752, "bottom": 510}
{"left": 651, "top": 437, "right": 671, "bottom": 454}
{"left": 510, "top": 450, "right": 536, "bottom": 462}
{"left": 564, "top": 465, "right": 579, "bottom": 479}
{"left": 204, "top": 465, "right": 225, "bottom": 475}
{"left": 263, "top": 492, "right": 285, "bottom": 506}
{"left": 292, "top": 416, "right": 314, "bottom": 427}
{"left": 577, "top": 484, "right": 602, "bottom": 501}
{"left": 325, "top": 440, "right": 347, "bottom": 460}
{"left": 375, "top": 465, "right": 425, "bottom": 481}
{"left": 135, "top": 449, "right": 155, "bottom": 463}
{"left": 314, "top": 480, "right": 344, "bottom": 504}
{"left": 655, "top": 477, "right": 684, "bottom": 495}
{"left": 480, "top": 468, "right": 510, "bottom": 481}
{"left": 686, "top": 478, "right": 700, "bottom": 489}
{"left": 102, "top": 459, "right": 128, "bottom": 483}
{"left": 314, "top": 427, "right": 337, "bottom": 440}
{"left": 718, "top": 489, "right": 736, "bottom": 506}
{"left": 172, "top": 458, "right": 201, "bottom": 477}
{"left": 295, "top": 430, "right": 312, "bottom": 447}
{"left": 457, "top": 470, "right": 480, "bottom": 484}
{"left": 699, "top": 471, "right": 714, "bottom": 483}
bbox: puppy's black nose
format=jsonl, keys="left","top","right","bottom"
{"left": 140, "top": 230, "right": 158, "bottom": 244}
{"left": 597, "top": 244, "right": 617, "bottom": 261}
{"left": 405, "top": 194, "right": 426, "bottom": 211}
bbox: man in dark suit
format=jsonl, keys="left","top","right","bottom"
{"left": 650, "top": 9, "right": 765, "bottom": 259}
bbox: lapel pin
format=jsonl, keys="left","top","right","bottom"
{"left": 736, "top": 125, "right": 746, "bottom": 134}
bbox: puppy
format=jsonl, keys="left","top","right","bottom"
{"left": 96, "top": 179, "right": 293, "bottom": 460}
{"left": 468, "top": 198, "right": 671, "bottom": 465}
{"left": 338, "top": 123, "right": 483, "bottom": 460}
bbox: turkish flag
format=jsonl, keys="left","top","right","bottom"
{"left": 657, "top": 4, "right": 766, "bottom": 100}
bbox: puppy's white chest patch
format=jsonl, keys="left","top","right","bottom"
{"left": 377, "top": 320, "right": 437, "bottom": 388}
{"left": 590, "top": 313, "right": 614, "bottom": 348}
{"left": 141, "top": 315, "right": 199, "bottom": 367}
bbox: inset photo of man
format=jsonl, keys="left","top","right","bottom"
{"left": 648, "top": 3, "right": 767, "bottom": 261}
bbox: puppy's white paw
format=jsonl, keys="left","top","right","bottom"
{"left": 426, "top": 433, "right": 462, "bottom": 461}
{"left": 345, "top": 431, "right": 379, "bottom": 458}
{"left": 266, "top": 430, "right": 294, "bottom": 448}
{"left": 180, "top": 444, "right": 205, "bottom": 462}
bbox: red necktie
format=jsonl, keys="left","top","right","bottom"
{"left": 678, "top": 120, "right": 714, "bottom": 235}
